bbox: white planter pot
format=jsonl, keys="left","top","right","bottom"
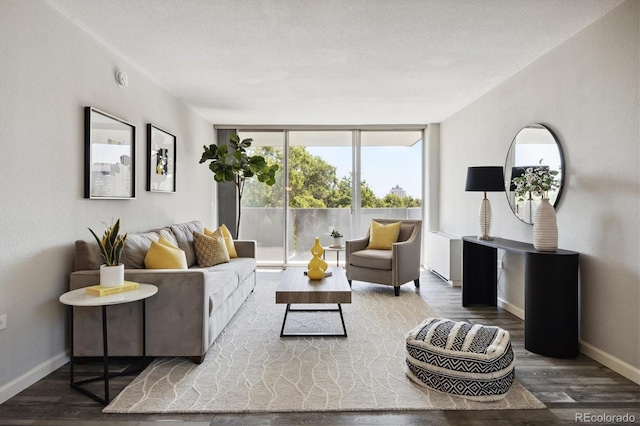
{"left": 332, "top": 237, "right": 343, "bottom": 247}
{"left": 100, "top": 264, "right": 125, "bottom": 287}
{"left": 533, "top": 198, "right": 558, "bottom": 252}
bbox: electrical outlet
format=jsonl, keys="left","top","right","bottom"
{"left": 0, "top": 314, "right": 6, "bottom": 330}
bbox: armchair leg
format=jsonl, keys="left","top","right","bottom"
{"left": 394, "top": 286, "right": 400, "bottom": 296}
{"left": 414, "top": 279, "right": 420, "bottom": 288}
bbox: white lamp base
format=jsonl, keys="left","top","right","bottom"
{"left": 478, "top": 197, "right": 493, "bottom": 240}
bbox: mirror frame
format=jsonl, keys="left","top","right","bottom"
{"left": 504, "top": 123, "right": 565, "bottom": 224}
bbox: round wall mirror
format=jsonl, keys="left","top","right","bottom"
{"left": 504, "top": 124, "right": 565, "bottom": 224}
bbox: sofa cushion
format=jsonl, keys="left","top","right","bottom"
{"left": 350, "top": 249, "right": 392, "bottom": 270}
{"left": 74, "top": 240, "right": 103, "bottom": 271}
{"left": 367, "top": 220, "right": 401, "bottom": 250}
{"left": 171, "top": 221, "right": 204, "bottom": 267}
{"left": 205, "top": 257, "right": 256, "bottom": 284}
{"left": 122, "top": 228, "right": 176, "bottom": 269}
{"left": 193, "top": 231, "right": 230, "bottom": 267}
{"left": 144, "top": 238, "right": 188, "bottom": 269}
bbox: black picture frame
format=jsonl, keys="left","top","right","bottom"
{"left": 147, "top": 124, "right": 176, "bottom": 193}
{"left": 84, "top": 107, "right": 136, "bottom": 199}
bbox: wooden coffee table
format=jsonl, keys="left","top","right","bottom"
{"left": 276, "top": 266, "right": 351, "bottom": 337}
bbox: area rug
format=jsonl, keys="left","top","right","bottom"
{"left": 104, "top": 270, "right": 545, "bottom": 413}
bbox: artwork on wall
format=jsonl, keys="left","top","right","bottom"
{"left": 84, "top": 107, "right": 136, "bottom": 199}
{"left": 147, "top": 124, "right": 176, "bottom": 193}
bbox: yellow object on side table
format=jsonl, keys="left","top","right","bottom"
{"left": 85, "top": 281, "right": 140, "bottom": 296}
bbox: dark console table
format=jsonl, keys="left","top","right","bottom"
{"left": 462, "top": 236, "right": 579, "bottom": 358}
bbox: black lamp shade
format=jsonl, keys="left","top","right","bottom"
{"left": 465, "top": 166, "right": 505, "bottom": 192}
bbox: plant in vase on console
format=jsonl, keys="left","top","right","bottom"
{"left": 89, "top": 219, "right": 128, "bottom": 287}
{"left": 511, "top": 165, "right": 560, "bottom": 251}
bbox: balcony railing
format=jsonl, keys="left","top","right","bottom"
{"left": 239, "top": 207, "right": 421, "bottom": 264}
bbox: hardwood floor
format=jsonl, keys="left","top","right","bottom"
{"left": 1, "top": 270, "right": 638, "bottom": 425}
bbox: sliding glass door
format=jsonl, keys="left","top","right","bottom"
{"left": 287, "top": 131, "right": 352, "bottom": 265}
{"left": 234, "top": 127, "right": 424, "bottom": 267}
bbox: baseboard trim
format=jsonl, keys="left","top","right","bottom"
{"left": 0, "top": 352, "right": 69, "bottom": 404}
{"left": 497, "top": 297, "right": 524, "bottom": 320}
{"left": 579, "top": 340, "right": 640, "bottom": 384}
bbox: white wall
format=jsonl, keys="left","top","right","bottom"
{"left": 439, "top": 0, "right": 639, "bottom": 381}
{"left": 0, "top": 0, "right": 215, "bottom": 401}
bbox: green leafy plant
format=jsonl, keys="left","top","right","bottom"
{"left": 512, "top": 166, "right": 559, "bottom": 201}
{"left": 330, "top": 229, "right": 343, "bottom": 238}
{"left": 88, "top": 219, "right": 128, "bottom": 266}
{"left": 200, "top": 132, "right": 279, "bottom": 235}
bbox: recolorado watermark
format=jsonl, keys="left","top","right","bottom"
{"left": 575, "top": 412, "right": 636, "bottom": 423}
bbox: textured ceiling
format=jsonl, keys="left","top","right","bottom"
{"left": 45, "top": 0, "right": 623, "bottom": 125}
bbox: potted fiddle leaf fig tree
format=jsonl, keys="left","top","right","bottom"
{"left": 89, "top": 219, "right": 128, "bottom": 287}
{"left": 200, "top": 132, "right": 279, "bottom": 236}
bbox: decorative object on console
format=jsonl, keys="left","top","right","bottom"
{"left": 533, "top": 198, "right": 558, "bottom": 251}
{"left": 465, "top": 166, "right": 505, "bottom": 240}
{"left": 504, "top": 124, "right": 565, "bottom": 224}
{"left": 88, "top": 219, "right": 128, "bottom": 287}
{"left": 84, "top": 107, "right": 136, "bottom": 199}
{"left": 307, "top": 237, "right": 328, "bottom": 280}
{"left": 330, "top": 229, "right": 343, "bottom": 247}
{"left": 511, "top": 165, "right": 559, "bottom": 251}
{"left": 147, "top": 124, "right": 176, "bottom": 193}
{"left": 199, "top": 132, "right": 279, "bottom": 236}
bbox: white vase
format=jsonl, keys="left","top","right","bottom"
{"left": 100, "top": 264, "right": 125, "bottom": 287}
{"left": 533, "top": 198, "right": 558, "bottom": 251}
{"left": 332, "top": 237, "right": 343, "bottom": 247}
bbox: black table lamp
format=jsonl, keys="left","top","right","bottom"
{"left": 465, "top": 166, "right": 505, "bottom": 240}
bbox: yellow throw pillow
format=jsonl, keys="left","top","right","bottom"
{"left": 158, "top": 235, "right": 179, "bottom": 249}
{"left": 193, "top": 231, "right": 230, "bottom": 267}
{"left": 205, "top": 225, "right": 238, "bottom": 258}
{"left": 144, "top": 240, "right": 188, "bottom": 269}
{"left": 367, "top": 220, "right": 401, "bottom": 250}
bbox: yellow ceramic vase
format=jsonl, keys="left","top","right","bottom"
{"left": 307, "top": 237, "right": 328, "bottom": 280}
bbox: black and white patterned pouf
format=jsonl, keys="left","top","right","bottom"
{"left": 405, "top": 317, "right": 515, "bottom": 401}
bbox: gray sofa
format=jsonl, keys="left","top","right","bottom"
{"left": 69, "top": 220, "right": 256, "bottom": 363}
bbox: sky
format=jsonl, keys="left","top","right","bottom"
{"left": 307, "top": 143, "right": 422, "bottom": 199}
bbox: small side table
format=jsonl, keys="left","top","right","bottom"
{"left": 59, "top": 283, "right": 158, "bottom": 405}
{"left": 323, "top": 246, "right": 346, "bottom": 267}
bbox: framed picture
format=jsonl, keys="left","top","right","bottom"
{"left": 147, "top": 124, "right": 176, "bottom": 193}
{"left": 84, "top": 107, "right": 136, "bottom": 199}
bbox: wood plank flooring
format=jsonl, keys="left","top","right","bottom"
{"left": 1, "top": 270, "right": 638, "bottom": 425}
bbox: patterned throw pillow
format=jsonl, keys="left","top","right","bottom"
{"left": 204, "top": 225, "right": 238, "bottom": 258}
{"left": 367, "top": 220, "right": 401, "bottom": 250}
{"left": 193, "top": 231, "right": 230, "bottom": 267}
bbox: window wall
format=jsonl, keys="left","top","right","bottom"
{"left": 234, "top": 126, "right": 425, "bottom": 266}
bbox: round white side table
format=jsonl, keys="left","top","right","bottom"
{"left": 323, "top": 246, "right": 346, "bottom": 267}
{"left": 59, "top": 283, "right": 158, "bottom": 405}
